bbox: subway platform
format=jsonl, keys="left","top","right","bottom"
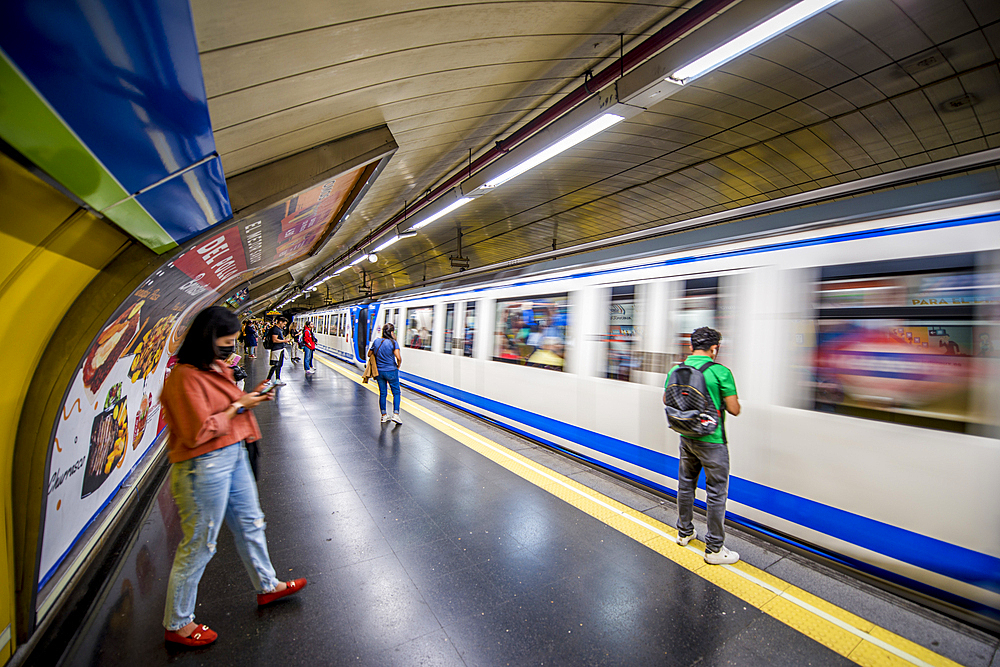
{"left": 52, "top": 353, "right": 998, "bottom": 667}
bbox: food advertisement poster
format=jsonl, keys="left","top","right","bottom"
{"left": 39, "top": 166, "right": 366, "bottom": 591}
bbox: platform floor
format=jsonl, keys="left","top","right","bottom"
{"left": 59, "top": 352, "right": 999, "bottom": 667}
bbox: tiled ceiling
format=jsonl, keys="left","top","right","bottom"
{"left": 191, "top": 0, "right": 1000, "bottom": 309}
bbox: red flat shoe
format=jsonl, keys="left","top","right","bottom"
{"left": 257, "top": 578, "right": 307, "bottom": 606}
{"left": 164, "top": 624, "right": 217, "bottom": 647}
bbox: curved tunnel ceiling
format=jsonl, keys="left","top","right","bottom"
{"left": 189, "top": 0, "right": 1000, "bottom": 312}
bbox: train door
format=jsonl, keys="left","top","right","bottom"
{"left": 355, "top": 306, "right": 369, "bottom": 360}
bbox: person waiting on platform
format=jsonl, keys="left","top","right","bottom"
{"left": 266, "top": 316, "right": 290, "bottom": 386}
{"left": 665, "top": 326, "right": 741, "bottom": 565}
{"left": 369, "top": 322, "right": 403, "bottom": 424}
{"left": 242, "top": 319, "right": 258, "bottom": 359}
{"left": 302, "top": 320, "right": 316, "bottom": 374}
{"left": 159, "top": 306, "right": 306, "bottom": 647}
{"left": 288, "top": 321, "right": 301, "bottom": 362}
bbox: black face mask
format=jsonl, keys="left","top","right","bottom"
{"left": 217, "top": 345, "right": 236, "bottom": 359}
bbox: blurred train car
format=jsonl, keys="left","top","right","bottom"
{"left": 296, "top": 197, "right": 1000, "bottom": 624}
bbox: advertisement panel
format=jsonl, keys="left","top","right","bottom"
{"left": 38, "top": 166, "right": 366, "bottom": 595}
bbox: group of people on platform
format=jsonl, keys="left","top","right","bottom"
{"left": 158, "top": 304, "right": 735, "bottom": 650}
{"left": 236, "top": 316, "right": 318, "bottom": 383}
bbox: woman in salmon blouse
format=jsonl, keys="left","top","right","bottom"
{"left": 160, "top": 307, "right": 306, "bottom": 647}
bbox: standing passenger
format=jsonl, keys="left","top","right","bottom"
{"left": 266, "top": 316, "right": 289, "bottom": 386}
{"left": 245, "top": 321, "right": 258, "bottom": 359}
{"left": 369, "top": 323, "right": 403, "bottom": 424}
{"left": 665, "top": 326, "right": 741, "bottom": 564}
{"left": 288, "top": 321, "right": 301, "bottom": 362}
{"left": 302, "top": 321, "right": 316, "bottom": 374}
{"left": 160, "top": 307, "right": 306, "bottom": 647}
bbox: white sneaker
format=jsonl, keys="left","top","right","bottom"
{"left": 380, "top": 414, "right": 390, "bottom": 423}
{"left": 274, "top": 380, "right": 287, "bottom": 386}
{"left": 704, "top": 546, "right": 739, "bottom": 565}
{"left": 676, "top": 529, "right": 696, "bottom": 547}
{"left": 391, "top": 413, "right": 402, "bottom": 424}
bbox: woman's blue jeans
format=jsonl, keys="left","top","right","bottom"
{"left": 303, "top": 346, "right": 314, "bottom": 371}
{"left": 376, "top": 368, "right": 401, "bottom": 414}
{"left": 163, "top": 442, "right": 280, "bottom": 630}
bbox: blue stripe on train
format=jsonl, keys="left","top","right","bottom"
{"left": 399, "top": 370, "right": 1000, "bottom": 597}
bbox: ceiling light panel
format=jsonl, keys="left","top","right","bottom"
{"left": 670, "top": 0, "right": 842, "bottom": 83}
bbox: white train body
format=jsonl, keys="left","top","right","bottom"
{"left": 297, "top": 199, "right": 1000, "bottom": 622}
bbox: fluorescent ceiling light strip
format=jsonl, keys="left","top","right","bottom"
{"left": 671, "top": 0, "right": 842, "bottom": 82}
{"left": 375, "top": 235, "right": 400, "bottom": 252}
{"left": 411, "top": 197, "right": 473, "bottom": 230}
{"left": 334, "top": 266, "right": 349, "bottom": 275}
{"left": 483, "top": 113, "right": 625, "bottom": 189}
{"left": 349, "top": 255, "right": 366, "bottom": 266}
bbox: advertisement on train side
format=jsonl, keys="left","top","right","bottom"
{"left": 38, "top": 167, "right": 367, "bottom": 597}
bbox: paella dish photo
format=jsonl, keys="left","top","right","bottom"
{"left": 128, "top": 314, "right": 176, "bottom": 384}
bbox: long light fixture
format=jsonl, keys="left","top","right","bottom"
{"left": 411, "top": 197, "right": 473, "bottom": 230}
{"left": 349, "top": 255, "right": 366, "bottom": 266}
{"left": 481, "top": 113, "right": 624, "bottom": 190}
{"left": 374, "top": 235, "right": 400, "bottom": 252}
{"left": 670, "top": 0, "right": 842, "bottom": 83}
{"left": 334, "top": 266, "right": 349, "bottom": 275}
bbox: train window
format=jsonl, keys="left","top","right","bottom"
{"left": 607, "top": 286, "right": 638, "bottom": 381}
{"left": 807, "top": 256, "right": 997, "bottom": 432}
{"left": 462, "top": 302, "right": 476, "bottom": 357}
{"left": 676, "top": 277, "right": 718, "bottom": 355}
{"left": 494, "top": 294, "right": 569, "bottom": 371}
{"left": 404, "top": 306, "right": 434, "bottom": 350}
{"left": 443, "top": 304, "right": 456, "bottom": 354}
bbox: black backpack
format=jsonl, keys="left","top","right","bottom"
{"left": 263, "top": 326, "right": 279, "bottom": 351}
{"left": 664, "top": 361, "right": 725, "bottom": 442}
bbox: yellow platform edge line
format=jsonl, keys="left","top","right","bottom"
{"left": 316, "top": 356, "right": 960, "bottom": 667}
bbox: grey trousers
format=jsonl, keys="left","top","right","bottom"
{"left": 676, "top": 437, "right": 730, "bottom": 553}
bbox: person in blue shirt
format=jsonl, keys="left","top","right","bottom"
{"left": 369, "top": 322, "right": 403, "bottom": 424}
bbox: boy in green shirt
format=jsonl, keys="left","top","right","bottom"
{"left": 664, "top": 327, "right": 741, "bottom": 564}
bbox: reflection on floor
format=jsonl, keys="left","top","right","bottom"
{"left": 59, "top": 354, "right": 996, "bottom": 666}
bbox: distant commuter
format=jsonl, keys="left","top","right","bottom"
{"left": 159, "top": 306, "right": 306, "bottom": 647}
{"left": 266, "top": 316, "right": 289, "bottom": 385}
{"left": 242, "top": 320, "right": 258, "bottom": 359}
{"left": 664, "top": 326, "right": 741, "bottom": 565}
{"left": 302, "top": 321, "right": 316, "bottom": 375}
{"left": 288, "top": 321, "right": 301, "bottom": 362}
{"left": 369, "top": 322, "right": 403, "bottom": 424}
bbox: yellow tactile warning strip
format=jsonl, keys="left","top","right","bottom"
{"left": 316, "top": 356, "right": 963, "bottom": 667}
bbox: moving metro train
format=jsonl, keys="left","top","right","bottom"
{"left": 294, "top": 197, "right": 1000, "bottom": 624}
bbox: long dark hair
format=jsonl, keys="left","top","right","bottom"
{"left": 177, "top": 306, "right": 240, "bottom": 370}
{"left": 382, "top": 322, "right": 396, "bottom": 341}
